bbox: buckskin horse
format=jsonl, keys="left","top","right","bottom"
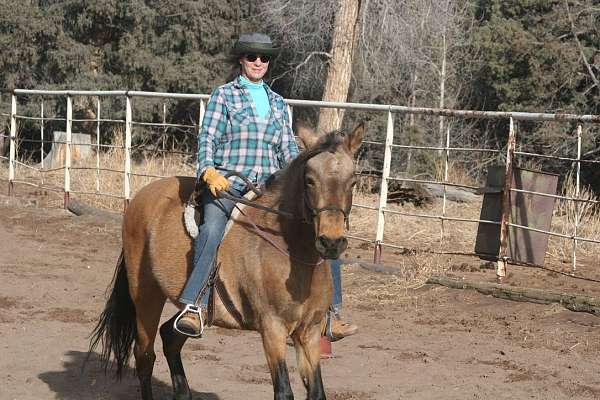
{"left": 88, "top": 123, "right": 364, "bottom": 400}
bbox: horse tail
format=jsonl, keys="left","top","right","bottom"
{"left": 87, "top": 250, "right": 137, "bottom": 380}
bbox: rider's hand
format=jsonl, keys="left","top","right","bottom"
{"left": 202, "top": 167, "right": 230, "bottom": 196}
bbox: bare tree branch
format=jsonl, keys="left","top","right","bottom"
{"left": 565, "top": 0, "right": 600, "bottom": 91}
{"left": 270, "top": 51, "right": 332, "bottom": 85}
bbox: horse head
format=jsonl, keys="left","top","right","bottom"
{"left": 294, "top": 123, "right": 364, "bottom": 259}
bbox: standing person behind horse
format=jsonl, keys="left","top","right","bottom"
{"left": 175, "top": 33, "right": 358, "bottom": 341}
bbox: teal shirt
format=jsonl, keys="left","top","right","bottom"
{"left": 239, "top": 75, "right": 270, "bottom": 119}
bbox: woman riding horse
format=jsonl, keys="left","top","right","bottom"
{"left": 88, "top": 33, "right": 365, "bottom": 400}
{"left": 175, "top": 32, "right": 357, "bottom": 340}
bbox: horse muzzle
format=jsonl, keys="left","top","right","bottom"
{"left": 315, "top": 235, "right": 348, "bottom": 259}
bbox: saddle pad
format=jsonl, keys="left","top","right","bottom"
{"left": 183, "top": 190, "right": 258, "bottom": 239}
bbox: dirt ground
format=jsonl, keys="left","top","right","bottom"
{"left": 2, "top": 183, "right": 600, "bottom": 400}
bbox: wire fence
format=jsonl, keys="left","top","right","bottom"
{"left": 1, "top": 89, "right": 599, "bottom": 281}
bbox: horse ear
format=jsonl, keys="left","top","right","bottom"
{"left": 295, "top": 122, "right": 320, "bottom": 150}
{"left": 345, "top": 122, "right": 365, "bottom": 155}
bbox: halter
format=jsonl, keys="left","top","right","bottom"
{"left": 299, "top": 150, "right": 352, "bottom": 230}
{"left": 303, "top": 188, "right": 351, "bottom": 230}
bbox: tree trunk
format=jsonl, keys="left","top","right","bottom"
{"left": 406, "top": 71, "right": 419, "bottom": 175}
{"left": 427, "top": 275, "right": 600, "bottom": 315}
{"left": 437, "top": 28, "right": 447, "bottom": 156}
{"left": 317, "top": 0, "right": 361, "bottom": 133}
{"left": 0, "top": 132, "right": 6, "bottom": 157}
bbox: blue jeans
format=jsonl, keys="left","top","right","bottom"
{"left": 179, "top": 188, "right": 344, "bottom": 310}
{"left": 179, "top": 188, "right": 242, "bottom": 306}
{"left": 330, "top": 258, "right": 343, "bottom": 315}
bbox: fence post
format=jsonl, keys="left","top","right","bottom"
{"left": 195, "top": 99, "right": 205, "bottom": 172}
{"left": 64, "top": 95, "right": 72, "bottom": 209}
{"left": 497, "top": 117, "right": 516, "bottom": 282}
{"left": 374, "top": 110, "right": 394, "bottom": 263}
{"left": 8, "top": 94, "right": 17, "bottom": 196}
{"left": 124, "top": 95, "right": 132, "bottom": 211}
{"left": 572, "top": 124, "right": 582, "bottom": 274}
{"left": 40, "top": 100, "right": 45, "bottom": 181}
{"left": 287, "top": 104, "right": 293, "bottom": 127}
{"left": 96, "top": 98, "right": 101, "bottom": 193}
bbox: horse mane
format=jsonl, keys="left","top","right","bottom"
{"left": 266, "top": 131, "right": 345, "bottom": 187}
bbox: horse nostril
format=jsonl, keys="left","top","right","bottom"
{"left": 318, "top": 236, "right": 347, "bottom": 251}
{"left": 316, "top": 236, "right": 348, "bottom": 259}
{"left": 339, "top": 236, "right": 348, "bottom": 250}
{"left": 318, "top": 235, "right": 335, "bottom": 250}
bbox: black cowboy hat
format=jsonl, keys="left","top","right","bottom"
{"left": 231, "top": 33, "right": 279, "bottom": 56}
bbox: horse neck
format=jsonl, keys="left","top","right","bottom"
{"left": 256, "top": 173, "right": 320, "bottom": 262}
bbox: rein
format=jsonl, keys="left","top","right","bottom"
{"left": 218, "top": 171, "right": 327, "bottom": 266}
{"left": 218, "top": 172, "right": 296, "bottom": 220}
{"left": 233, "top": 204, "right": 325, "bottom": 267}
{"left": 218, "top": 191, "right": 295, "bottom": 219}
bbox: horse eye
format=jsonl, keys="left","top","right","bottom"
{"left": 306, "top": 177, "right": 316, "bottom": 187}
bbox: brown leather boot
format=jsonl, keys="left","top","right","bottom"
{"left": 174, "top": 306, "right": 206, "bottom": 337}
{"left": 324, "top": 312, "right": 359, "bottom": 342}
{"left": 329, "top": 318, "right": 358, "bottom": 341}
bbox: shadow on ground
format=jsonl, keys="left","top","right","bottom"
{"left": 39, "top": 350, "right": 219, "bottom": 400}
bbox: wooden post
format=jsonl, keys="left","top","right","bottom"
{"left": 497, "top": 117, "right": 516, "bottom": 282}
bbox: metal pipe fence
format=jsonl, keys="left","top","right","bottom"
{"left": 1, "top": 89, "right": 599, "bottom": 281}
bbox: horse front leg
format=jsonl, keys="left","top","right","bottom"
{"left": 291, "top": 323, "right": 326, "bottom": 400}
{"left": 260, "top": 322, "right": 294, "bottom": 400}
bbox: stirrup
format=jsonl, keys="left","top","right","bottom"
{"left": 324, "top": 310, "right": 335, "bottom": 341}
{"left": 173, "top": 304, "right": 205, "bottom": 338}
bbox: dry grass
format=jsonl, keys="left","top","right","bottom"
{"left": 434, "top": 159, "right": 477, "bottom": 187}
{"left": 1, "top": 130, "right": 195, "bottom": 210}
{"left": 548, "top": 171, "right": 600, "bottom": 261}
{"left": 343, "top": 253, "right": 449, "bottom": 309}
{"left": 351, "top": 191, "right": 483, "bottom": 255}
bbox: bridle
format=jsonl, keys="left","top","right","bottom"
{"left": 303, "top": 187, "right": 351, "bottom": 230}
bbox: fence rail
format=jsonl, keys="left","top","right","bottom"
{"left": 2, "top": 89, "right": 599, "bottom": 281}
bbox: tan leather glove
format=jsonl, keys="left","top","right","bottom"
{"left": 202, "top": 167, "right": 230, "bottom": 196}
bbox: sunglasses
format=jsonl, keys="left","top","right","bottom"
{"left": 245, "top": 54, "right": 271, "bottom": 63}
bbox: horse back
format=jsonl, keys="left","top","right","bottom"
{"left": 122, "top": 176, "right": 196, "bottom": 302}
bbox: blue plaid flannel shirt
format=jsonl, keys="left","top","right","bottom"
{"left": 197, "top": 75, "right": 299, "bottom": 191}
